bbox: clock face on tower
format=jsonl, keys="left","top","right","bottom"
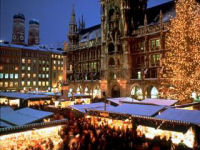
{"left": 20, "top": 35, "right": 24, "bottom": 41}
{"left": 13, "top": 35, "right": 16, "bottom": 40}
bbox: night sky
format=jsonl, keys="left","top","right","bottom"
{"left": 1, "top": 0, "right": 172, "bottom": 46}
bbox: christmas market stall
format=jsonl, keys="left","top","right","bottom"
{"left": 68, "top": 93, "right": 92, "bottom": 104}
{"left": 0, "top": 119, "right": 67, "bottom": 150}
{"left": 86, "top": 104, "right": 165, "bottom": 130}
{"left": 0, "top": 92, "right": 52, "bottom": 107}
{"left": 86, "top": 103, "right": 200, "bottom": 148}
{"left": 0, "top": 106, "right": 54, "bottom": 127}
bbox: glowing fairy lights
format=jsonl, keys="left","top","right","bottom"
{"left": 160, "top": 0, "right": 200, "bottom": 103}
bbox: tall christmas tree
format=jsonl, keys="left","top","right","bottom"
{"left": 160, "top": 0, "right": 200, "bottom": 103}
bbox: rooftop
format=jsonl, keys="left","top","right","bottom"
{"left": 0, "top": 42, "right": 63, "bottom": 54}
{"left": 0, "top": 107, "right": 53, "bottom": 126}
{"left": 0, "top": 92, "right": 51, "bottom": 100}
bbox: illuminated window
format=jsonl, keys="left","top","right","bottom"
{"left": 70, "top": 65, "right": 73, "bottom": 71}
{"left": 42, "top": 74, "right": 45, "bottom": 78}
{"left": 0, "top": 65, "right": 3, "bottom": 70}
{"left": 15, "top": 74, "right": 18, "bottom": 79}
{"left": 27, "top": 81, "right": 31, "bottom": 86}
{"left": 5, "top": 74, "right": 8, "bottom": 79}
{"left": 38, "top": 74, "right": 41, "bottom": 78}
{"left": 9, "top": 82, "right": 13, "bottom": 87}
{"left": 46, "top": 81, "right": 49, "bottom": 86}
{"left": 137, "top": 71, "right": 142, "bottom": 79}
{"left": 21, "top": 73, "right": 25, "bottom": 78}
{"left": 5, "top": 82, "right": 8, "bottom": 87}
{"left": 46, "top": 67, "right": 49, "bottom": 71}
{"left": 14, "top": 82, "right": 18, "bottom": 87}
{"left": 52, "top": 54, "right": 54, "bottom": 58}
{"left": 10, "top": 74, "right": 13, "bottom": 79}
{"left": 28, "top": 59, "right": 31, "bottom": 64}
{"left": 61, "top": 67, "right": 63, "bottom": 70}
{"left": 42, "top": 81, "right": 45, "bottom": 86}
{"left": 58, "top": 67, "right": 60, "bottom": 70}
{"left": 53, "top": 60, "right": 56, "bottom": 65}
{"left": 58, "top": 61, "right": 60, "bottom": 65}
{"left": 0, "top": 73, "right": 3, "bottom": 79}
{"left": 27, "top": 67, "right": 31, "bottom": 71}
{"left": 33, "top": 74, "right": 36, "bottom": 78}
{"left": 58, "top": 55, "right": 61, "bottom": 59}
{"left": 43, "top": 67, "right": 45, "bottom": 71}
{"left": 33, "top": 81, "right": 36, "bottom": 86}
{"left": 151, "top": 54, "right": 161, "bottom": 66}
{"left": 27, "top": 74, "right": 31, "bottom": 78}
{"left": 43, "top": 60, "right": 45, "bottom": 64}
{"left": 53, "top": 66, "right": 56, "bottom": 70}
{"left": 22, "top": 66, "right": 25, "bottom": 70}
{"left": 150, "top": 39, "right": 160, "bottom": 51}
{"left": 46, "top": 74, "right": 49, "bottom": 78}
{"left": 0, "top": 82, "right": 3, "bottom": 87}
{"left": 21, "top": 81, "right": 25, "bottom": 86}
{"left": 138, "top": 42, "right": 145, "bottom": 51}
{"left": 61, "top": 61, "right": 63, "bottom": 65}
{"left": 55, "top": 55, "right": 57, "bottom": 58}
{"left": 22, "top": 58, "right": 25, "bottom": 63}
{"left": 38, "top": 81, "right": 41, "bottom": 86}
{"left": 15, "top": 66, "right": 18, "bottom": 71}
{"left": 33, "top": 59, "right": 37, "bottom": 64}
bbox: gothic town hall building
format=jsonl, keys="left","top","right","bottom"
{"left": 63, "top": 0, "right": 175, "bottom": 99}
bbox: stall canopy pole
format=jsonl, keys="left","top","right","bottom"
{"left": 103, "top": 91, "right": 106, "bottom": 111}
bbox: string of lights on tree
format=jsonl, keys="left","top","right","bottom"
{"left": 160, "top": 0, "right": 200, "bottom": 103}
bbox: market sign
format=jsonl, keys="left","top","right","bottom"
{"left": 100, "top": 112, "right": 109, "bottom": 118}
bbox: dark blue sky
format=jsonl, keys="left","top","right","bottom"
{"left": 1, "top": 0, "right": 172, "bottom": 46}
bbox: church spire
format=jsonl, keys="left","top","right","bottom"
{"left": 68, "top": 5, "right": 78, "bottom": 45}
{"left": 70, "top": 5, "right": 76, "bottom": 25}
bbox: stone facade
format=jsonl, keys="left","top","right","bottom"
{"left": 63, "top": 0, "right": 175, "bottom": 99}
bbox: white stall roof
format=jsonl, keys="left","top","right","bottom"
{"left": 107, "top": 97, "right": 139, "bottom": 105}
{"left": 156, "top": 108, "right": 200, "bottom": 125}
{"left": 0, "top": 92, "right": 50, "bottom": 100}
{"left": 0, "top": 120, "right": 13, "bottom": 128}
{"left": 70, "top": 102, "right": 113, "bottom": 113}
{"left": 141, "top": 99, "right": 178, "bottom": 106}
{"left": 110, "top": 104, "right": 165, "bottom": 117}
{"left": 16, "top": 107, "right": 53, "bottom": 119}
{"left": 0, "top": 107, "right": 53, "bottom": 126}
{"left": 0, "top": 106, "right": 14, "bottom": 114}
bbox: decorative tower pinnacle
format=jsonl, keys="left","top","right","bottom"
{"left": 78, "top": 15, "right": 85, "bottom": 32}
{"left": 68, "top": 5, "right": 79, "bottom": 45}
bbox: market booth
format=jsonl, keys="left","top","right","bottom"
{"left": 86, "top": 103, "right": 200, "bottom": 149}
{"left": 0, "top": 119, "right": 67, "bottom": 150}
{"left": 0, "top": 106, "right": 54, "bottom": 127}
{"left": 68, "top": 93, "right": 92, "bottom": 104}
{"left": 86, "top": 104, "right": 165, "bottom": 130}
{"left": 0, "top": 92, "right": 52, "bottom": 107}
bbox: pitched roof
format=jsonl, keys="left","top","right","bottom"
{"left": 70, "top": 102, "right": 113, "bottom": 113}
{"left": 0, "top": 92, "right": 51, "bottom": 100}
{"left": 79, "top": 24, "right": 101, "bottom": 42}
{"left": 110, "top": 104, "right": 165, "bottom": 117}
{"left": 141, "top": 99, "right": 178, "bottom": 106}
{"left": 156, "top": 108, "right": 200, "bottom": 125}
{"left": 0, "top": 107, "right": 53, "bottom": 126}
{"left": 146, "top": 1, "right": 175, "bottom": 25}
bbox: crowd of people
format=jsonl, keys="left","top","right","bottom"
{"left": 58, "top": 117, "right": 193, "bottom": 150}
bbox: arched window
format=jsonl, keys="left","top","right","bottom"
{"left": 151, "top": 87, "right": 159, "bottom": 98}
{"left": 131, "top": 86, "right": 143, "bottom": 100}
{"left": 108, "top": 57, "right": 115, "bottom": 66}
{"left": 85, "top": 86, "right": 89, "bottom": 95}
{"left": 108, "top": 43, "right": 115, "bottom": 54}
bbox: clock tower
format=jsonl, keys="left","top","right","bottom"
{"left": 12, "top": 13, "right": 25, "bottom": 45}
